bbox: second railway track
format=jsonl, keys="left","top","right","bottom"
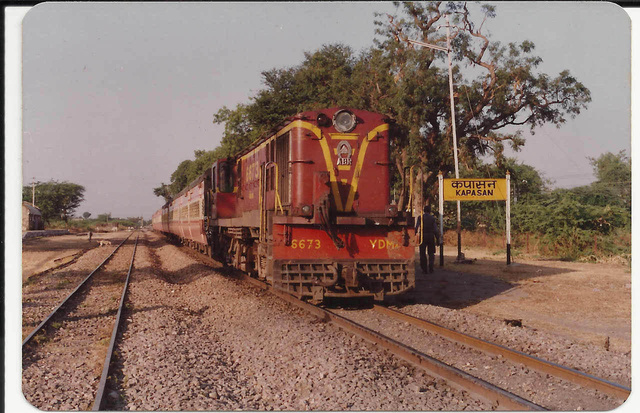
{"left": 214, "top": 258, "right": 630, "bottom": 411}
{"left": 328, "top": 304, "right": 629, "bottom": 411}
{"left": 22, "top": 232, "right": 140, "bottom": 411}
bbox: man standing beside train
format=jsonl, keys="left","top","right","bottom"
{"left": 415, "top": 205, "right": 439, "bottom": 274}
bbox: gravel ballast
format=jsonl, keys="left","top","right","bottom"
{"left": 108, "top": 232, "right": 488, "bottom": 410}
{"left": 22, "top": 230, "right": 632, "bottom": 410}
{"left": 23, "top": 241, "right": 137, "bottom": 410}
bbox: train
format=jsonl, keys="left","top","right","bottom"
{"left": 152, "top": 108, "right": 416, "bottom": 302}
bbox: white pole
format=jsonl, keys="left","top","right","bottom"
{"left": 506, "top": 172, "right": 511, "bottom": 265}
{"left": 446, "top": 16, "right": 462, "bottom": 261}
{"left": 447, "top": 16, "right": 459, "bottom": 181}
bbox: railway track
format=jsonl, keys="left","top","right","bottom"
{"left": 22, "top": 232, "right": 140, "bottom": 411}
{"left": 371, "top": 304, "right": 631, "bottom": 401}
{"left": 22, "top": 232, "right": 133, "bottom": 345}
{"left": 214, "top": 265, "right": 629, "bottom": 410}
{"left": 241, "top": 276, "right": 544, "bottom": 410}
{"left": 169, "top": 240, "right": 630, "bottom": 410}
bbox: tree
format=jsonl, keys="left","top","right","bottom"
{"left": 153, "top": 148, "right": 227, "bottom": 200}
{"left": 455, "top": 158, "right": 549, "bottom": 230}
{"left": 22, "top": 180, "right": 85, "bottom": 223}
{"left": 153, "top": 183, "right": 173, "bottom": 203}
{"left": 158, "top": 2, "right": 590, "bottom": 201}
{"left": 82, "top": 212, "right": 92, "bottom": 220}
{"left": 377, "top": 2, "right": 591, "bottom": 205}
{"left": 588, "top": 151, "right": 631, "bottom": 209}
{"left": 97, "top": 213, "right": 112, "bottom": 223}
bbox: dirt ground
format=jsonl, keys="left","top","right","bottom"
{"left": 21, "top": 231, "right": 129, "bottom": 282}
{"left": 423, "top": 245, "right": 631, "bottom": 353}
{"left": 22, "top": 232, "right": 632, "bottom": 354}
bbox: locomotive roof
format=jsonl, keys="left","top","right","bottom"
{"left": 233, "top": 107, "right": 393, "bottom": 159}
{"left": 234, "top": 116, "right": 296, "bottom": 158}
{"left": 160, "top": 108, "right": 392, "bottom": 210}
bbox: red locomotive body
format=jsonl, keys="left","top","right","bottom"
{"left": 153, "top": 108, "right": 415, "bottom": 302}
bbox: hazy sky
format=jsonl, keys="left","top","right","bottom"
{"left": 19, "top": 2, "right": 631, "bottom": 220}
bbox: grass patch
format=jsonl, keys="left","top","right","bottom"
{"left": 98, "top": 337, "right": 111, "bottom": 347}
{"left": 55, "top": 279, "right": 72, "bottom": 289}
{"left": 32, "top": 332, "right": 49, "bottom": 345}
{"left": 444, "top": 229, "right": 630, "bottom": 264}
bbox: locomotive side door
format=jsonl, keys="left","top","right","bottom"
{"left": 275, "top": 132, "right": 291, "bottom": 207}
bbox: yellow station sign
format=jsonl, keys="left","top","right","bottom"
{"left": 443, "top": 178, "right": 508, "bottom": 201}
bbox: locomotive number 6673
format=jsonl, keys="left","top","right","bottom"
{"left": 153, "top": 108, "right": 416, "bottom": 302}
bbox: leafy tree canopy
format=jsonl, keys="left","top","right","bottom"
{"left": 587, "top": 150, "right": 631, "bottom": 208}
{"left": 22, "top": 180, "right": 85, "bottom": 223}
{"left": 157, "top": 2, "right": 591, "bottom": 203}
{"left": 153, "top": 148, "right": 226, "bottom": 201}
{"left": 96, "top": 213, "right": 112, "bottom": 222}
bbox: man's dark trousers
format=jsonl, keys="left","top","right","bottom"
{"left": 419, "top": 234, "right": 436, "bottom": 274}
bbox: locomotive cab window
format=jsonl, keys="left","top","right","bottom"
{"left": 219, "top": 161, "right": 233, "bottom": 193}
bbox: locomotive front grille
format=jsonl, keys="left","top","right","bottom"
{"left": 273, "top": 260, "right": 414, "bottom": 300}
{"left": 280, "top": 263, "right": 338, "bottom": 285}
{"left": 356, "top": 261, "right": 413, "bottom": 295}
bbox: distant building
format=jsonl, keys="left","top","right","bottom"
{"left": 22, "top": 202, "right": 44, "bottom": 231}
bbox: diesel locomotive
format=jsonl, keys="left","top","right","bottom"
{"left": 152, "top": 108, "right": 416, "bottom": 302}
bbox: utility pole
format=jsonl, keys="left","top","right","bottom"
{"left": 32, "top": 178, "right": 36, "bottom": 207}
{"left": 407, "top": 14, "right": 464, "bottom": 261}
{"left": 446, "top": 15, "right": 464, "bottom": 262}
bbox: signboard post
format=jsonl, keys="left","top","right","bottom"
{"left": 506, "top": 172, "right": 511, "bottom": 264}
{"left": 438, "top": 173, "right": 444, "bottom": 266}
{"left": 441, "top": 174, "right": 512, "bottom": 265}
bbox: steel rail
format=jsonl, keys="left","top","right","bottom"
{"left": 373, "top": 304, "right": 631, "bottom": 401}
{"left": 93, "top": 233, "right": 139, "bottom": 411}
{"left": 22, "top": 232, "right": 134, "bottom": 347}
{"left": 237, "top": 275, "right": 544, "bottom": 411}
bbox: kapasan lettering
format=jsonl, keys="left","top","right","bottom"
{"left": 450, "top": 180, "right": 497, "bottom": 189}
{"left": 455, "top": 189, "right": 494, "bottom": 197}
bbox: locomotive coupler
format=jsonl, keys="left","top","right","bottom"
{"left": 342, "top": 263, "right": 359, "bottom": 288}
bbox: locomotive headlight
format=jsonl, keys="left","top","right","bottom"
{"left": 301, "top": 204, "right": 313, "bottom": 217}
{"left": 333, "top": 110, "right": 357, "bottom": 133}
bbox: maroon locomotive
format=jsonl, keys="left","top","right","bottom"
{"left": 153, "top": 108, "right": 416, "bottom": 302}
